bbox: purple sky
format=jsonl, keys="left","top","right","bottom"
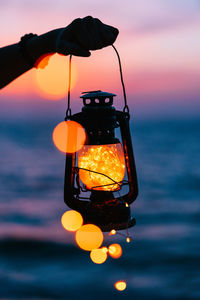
{"left": 0, "top": 0, "right": 200, "bottom": 118}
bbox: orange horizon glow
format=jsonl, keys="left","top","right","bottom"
{"left": 2, "top": 68, "right": 199, "bottom": 104}
{"left": 1, "top": 1, "right": 200, "bottom": 113}
{"left": 35, "top": 53, "right": 77, "bottom": 100}
{"left": 1, "top": 47, "right": 199, "bottom": 102}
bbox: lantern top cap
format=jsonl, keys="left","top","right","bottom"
{"left": 81, "top": 90, "right": 116, "bottom": 99}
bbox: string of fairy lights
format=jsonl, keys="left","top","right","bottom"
{"left": 52, "top": 118, "right": 132, "bottom": 291}
{"left": 61, "top": 208, "right": 132, "bottom": 291}
{"left": 53, "top": 46, "right": 134, "bottom": 292}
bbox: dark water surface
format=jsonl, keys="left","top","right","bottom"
{"left": 0, "top": 117, "right": 200, "bottom": 300}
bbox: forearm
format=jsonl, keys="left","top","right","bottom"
{"left": 0, "top": 43, "right": 31, "bottom": 89}
{"left": 0, "top": 29, "right": 60, "bottom": 89}
{"left": 0, "top": 17, "right": 119, "bottom": 89}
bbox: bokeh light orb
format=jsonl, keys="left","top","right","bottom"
{"left": 90, "top": 248, "right": 107, "bottom": 264}
{"left": 109, "top": 229, "right": 116, "bottom": 236}
{"left": 61, "top": 210, "right": 83, "bottom": 232}
{"left": 102, "top": 247, "right": 108, "bottom": 253}
{"left": 35, "top": 53, "right": 77, "bottom": 100}
{"left": 126, "top": 237, "right": 131, "bottom": 243}
{"left": 114, "top": 281, "right": 127, "bottom": 291}
{"left": 75, "top": 224, "right": 103, "bottom": 251}
{"left": 53, "top": 121, "right": 86, "bottom": 153}
{"left": 108, "top": 243, "right": 122, "bottom": 259}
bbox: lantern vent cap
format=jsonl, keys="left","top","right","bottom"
{"left": 81, "top": 90, "right": 116, "bottom": 99}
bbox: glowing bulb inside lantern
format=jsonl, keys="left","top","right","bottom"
{"left": 78, "top": 143, "right": 125, "bottom": 191}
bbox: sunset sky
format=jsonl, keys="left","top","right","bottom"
{"left": 0, "top": 0, "right": 200, "bottom": 118}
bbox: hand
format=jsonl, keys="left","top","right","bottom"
{"left": 56, "top": 16, "right": 119, "bottom": 57}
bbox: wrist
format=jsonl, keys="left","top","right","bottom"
{"left": 25, "top": 29, "right": 61, "bottom": 66}
{"left": 18, "top": 34, "right": 38, "bottom": 67}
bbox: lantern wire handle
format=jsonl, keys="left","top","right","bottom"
{"left": 65, "top": 54, "right": 72, "bottom": 120}
{"left": 74, "top": 166, "right": 121, "bottom": 189}
{"left": 65, "top": 46, "right": 129, "bottom": 118}
{"left": 111, "top": 45, "right": 129, "bottom": 115}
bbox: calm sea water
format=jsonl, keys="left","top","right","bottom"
{"left": 0, "top": 116, "right": 200, "bottom": 300}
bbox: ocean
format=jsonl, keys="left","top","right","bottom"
{"left": 0, "top": 116, "right": 200, "bottom": 300}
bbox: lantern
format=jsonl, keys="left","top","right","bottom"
{"left": 64, "top": 90, "right": 138, "bottom": 231}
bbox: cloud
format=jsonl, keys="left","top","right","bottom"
{"left": 112, "top": 0, "right": 200, "bottom": 35}
{"left": 1, "top": 0, "right": 200, "bottom": 36}
{"left": 130, "top": 14, "right": 200, "bottom": 36}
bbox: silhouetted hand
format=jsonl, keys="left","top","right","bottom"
{"left": 0, "top": 16, "right": 119, "bottom": 88}
{"left": 56, "top": 16, "right": 119, "bottom": 57}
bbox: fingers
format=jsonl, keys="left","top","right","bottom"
{"left": 98, "top": 22, "right": 119, "bottom": 47}
{"left": 79, "top": 16, "right": 119, "bottom": 50}
{"left": 83, "top": 17, "right": 105, "bottom": 50}
{"left": 70, "top": 18, "right": 94, "bottom": 50}
{"left": 87, "top": 17, "right": 119, "bottom": 48}
{"left": 57, "top": 40, "right": 91, "bottom": 57}
{"left": 56, "top": 16, "right": 119, "bottom": 57}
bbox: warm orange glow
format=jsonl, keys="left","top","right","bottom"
{"left": 35, "top": 53, "right": 77, "bottom": 100}
{"left": 35, "top": 53, "right": 52, "bottom": 69}
{"left": 75, "top": 224, "right": 103, "bottom": 251}
{"left": 90, "top": 248, "right": 107, "bottom": 264}
{"left": 114, "top": 281, "right": 127, "bottom": 291}
{"left": 109, "top": 229, "right": 117, "bottom": 236}
{"left": 61, "top": 210, "right": 83, "bottom": 232}
{"left": 108, "top": 243, "right": 122, "bottom": 259}
{"left": 126, "top": 237, "right": 131, "bottom": 243}
{"left": 78, "top": 143, "right": 125, "bottom": 191}
{"left": 52, "top": 121, "right": 86, "bottom": 153}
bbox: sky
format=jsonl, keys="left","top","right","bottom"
{"left": 0, "top": 0, "right": 200, "bottom": 118}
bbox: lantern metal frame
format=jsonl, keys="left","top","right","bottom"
{"left": 64, "top": 91, "right": 138, "bottom": 231}
{"left": 63, "top": 47, "right": 138, "bottom": 232}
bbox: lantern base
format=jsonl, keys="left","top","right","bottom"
{"left": 97, "top": 217, "right": 136, "bottom": 232}
{"left": 80, "top": 191, "right": 136, "bottom": 232}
